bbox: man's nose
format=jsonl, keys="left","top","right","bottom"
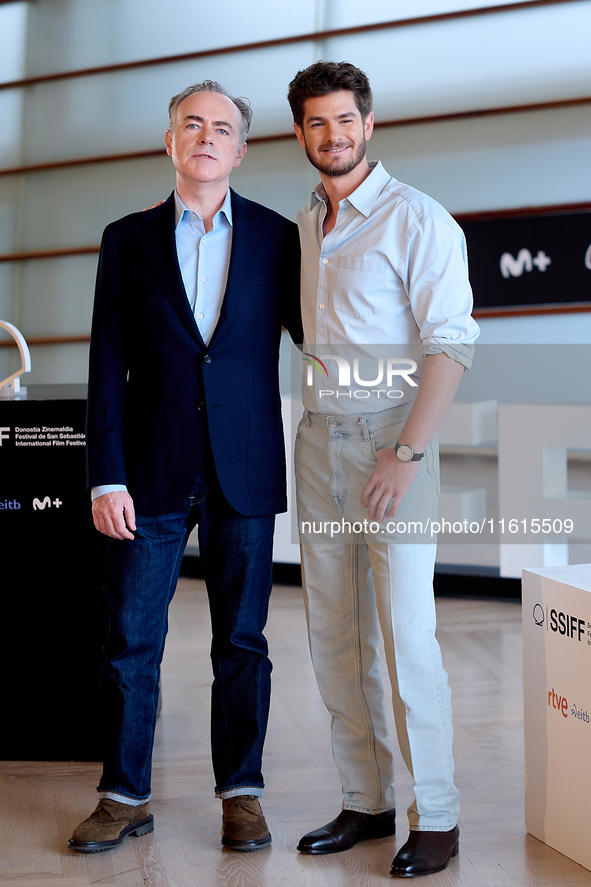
{"left": 199, "top": 127, "right": 213, "bottom": 143}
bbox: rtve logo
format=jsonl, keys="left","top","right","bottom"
{"left": 0, "top": 427, "right": 10, "bottom": 445}
{"left": 548, "top": 687, "right": 568, "bottom": 718}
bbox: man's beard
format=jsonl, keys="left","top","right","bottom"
{"left": 305, "top": 137, "right": 367, "bottom": 178}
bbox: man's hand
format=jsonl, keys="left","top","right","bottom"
{"left": 92, "top": 490, "right": 136, "bottom": 540}
{"left": 361, "top": 448, "right": 419, "bottom": 522}
{"left": 360, "top": 353, "right": 465, "bottom": 523}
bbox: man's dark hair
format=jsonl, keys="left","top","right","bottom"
{"left": 287, "top": 61, "right": 373, "bottom": 127}
{"left": 168, "top": 80, "right": 252, "bottom": 142}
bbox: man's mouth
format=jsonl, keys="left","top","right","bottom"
{"left": 321, "top": 144, "right": 350, "bottom": 155}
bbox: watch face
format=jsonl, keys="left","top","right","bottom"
{"left": 396, "top": 444, "right": 414, "bottom": 462}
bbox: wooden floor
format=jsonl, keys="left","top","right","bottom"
{"left": 2, "top": 580, "right": 591, "bottom": 886}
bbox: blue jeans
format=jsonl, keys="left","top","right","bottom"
{"left": 295, "top": 407, "right": 459, "bottom": 830}
{"left": 97, "top": 457, "right": 275, "bottom": 802}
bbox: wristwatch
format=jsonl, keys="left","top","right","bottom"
{"left": 394, "top": 442, "right": 424, "bottom": 463}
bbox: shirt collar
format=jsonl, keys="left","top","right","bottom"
{"left": 310, "top": 161, "right": 391, "bottom": 218}
{"left": 173, "top": 188, "right": 233, "bottom": 229}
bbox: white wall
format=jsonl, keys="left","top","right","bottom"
{"left": 1, "top": 0, "right": 590, "bottom": 385}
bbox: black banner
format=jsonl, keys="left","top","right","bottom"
{"left": 459, "top": 211, "right": 591, "bottom": 311}
{"left": 0, "top": 386, "right": 106, "bottom": 760}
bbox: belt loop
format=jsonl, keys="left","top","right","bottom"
{"left": 359, "top": 416, "right": 369, "bottom": 441}
{"left": 304, "top": 409, "right": 312, "bottom": 428}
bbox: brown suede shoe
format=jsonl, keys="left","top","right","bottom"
{"left": 221, "top": 795, "right": 271, "bottom": 851}
{"left": 68, "top": 798, "right": 154, "bottom": 853}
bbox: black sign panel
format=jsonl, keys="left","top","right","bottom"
{"left": 459, "top": 212, "right": 591, "bottom": 310}
{"left": 0, "top": 387, "right": 106, "bottom": 760}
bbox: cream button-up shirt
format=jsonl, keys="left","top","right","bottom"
{"left": 296, "top": 161, "right": 479, "bottom": 415}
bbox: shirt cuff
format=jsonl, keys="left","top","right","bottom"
{"left": 423, "top": 341, "right": 475, "bottom": 371}
{"left": 91, "top": 484, "right": 128, "bottom": 501}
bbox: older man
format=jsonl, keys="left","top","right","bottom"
{"left": 68, "top": 81, "right": 301, "bottom": 854}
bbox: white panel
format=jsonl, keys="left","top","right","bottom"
{"left": 500, "top": 542, "right": 569, "bottom": 576}
{"left": 232, "top": 105, "right": 591, "bottom": 223}
{"left": 440, "top": 486, "right": 487, "bottom": 523}
{"left": 231, "top": 138, "right": 315, "bottom": 224}
{"left": 0, "top": 91, "right": 25, "bottom": 168}
{"left": 0, "top": 178, "right": 22, "bottom": 253}
{"left": 0, "top": 2, "right": 28, "bottom": 80}
{"left": 498, "top": 404, "right": 591, "bottom": 576}
{"left": 19, "top": 255, "right": 98, "bottom": 338}
{"left": 20, "top": 5, "right": 591, "bottom": 163}
{"left": 324, "top": 4, "right": 591, "bottom": 119}
{"left": 25, "top": 0, "right": 317, "bottom": 74}
{"left": 477, "top": 314, "right": 591, "bottom": 345}
{"left": 273, "top": 395, "right": 302, "bottom": 564}
{"left": 21, "top": 44, "right": 313, "bottom": 163}
{"left": 20, "top": 156, "right": 175, "bottom": 251}
{"left": 438, "top": 400, "right": 498, "bottom": 445}
{"left": 368, "top": 106, "right": 591, "bottom": 214}
{"left": 25, "top": 342, "right": 90, "bottom": 385}
{"left": 0, "top": 265, "right": 15, "bottom": 318}
{"left": 323, "top": 0, "right": 552, "bottom": 29}
{"left": 0, "top": 1, "right": 26, "bottom": 168}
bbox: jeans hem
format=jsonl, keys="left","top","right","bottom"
{"left": 216, "top": 786, "right": 264, "bottom": 800}
{"left": 97, "top": 790, "right": 151, "bottom": 806}
{"left": 409, "top": 823, "right": 457, "bottom": 832}
{"left": 342, "top": 803, "right": 395, "bottom": 815}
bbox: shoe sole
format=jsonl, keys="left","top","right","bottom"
{"left": 390, "top": 840, "right": 459, "bottom": 878}
{"left": 222, "top": 834, "right": 272, "bottom": 852}
{"left": 68, "top": 815, "right": 154, "bottom": 853}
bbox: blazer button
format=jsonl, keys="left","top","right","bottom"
{"left": 203, "top": 354, "right": 212, "bottom": 364}
{"left": 197, "top": 402, "right": 206, "bottom": 412}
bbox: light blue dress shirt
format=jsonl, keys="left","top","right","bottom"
{"left": 173, "top": 189, "right": 233, "bottom": 347}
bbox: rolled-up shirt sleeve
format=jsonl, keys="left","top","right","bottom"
{"left": 403, "top": 217, "right": 479, "bottom": 370}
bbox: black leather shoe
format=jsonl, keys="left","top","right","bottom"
{"left": 390, "top": 826, "right": 459, "bottom": 878}
{"left": 297, "top": 808, "right": 396, "bottom": 855}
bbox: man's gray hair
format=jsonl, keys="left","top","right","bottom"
{"left": 168, "top": 81, "right": 252, "bottom": 143}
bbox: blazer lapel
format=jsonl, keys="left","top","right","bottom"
{"left": 134, "top": 193, "right": 205, "bottom": 347}
{"left": 209, "top": 190, "right": 266, "bottom": 348}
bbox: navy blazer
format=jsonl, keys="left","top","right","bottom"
{"left": 86, "top": 190, "right": 302, "bottom": 516}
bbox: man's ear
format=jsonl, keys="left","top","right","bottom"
{"left": 293, "top": 123, "right": 306, "bottom": 151}
{"left": 233, "top": 141, "right": 247, "bottom": 169}
{"left": 364, "top": 111, "right": 375, "bottom": 143}
{"left": 164, "top": 130, "right": 173, "bottom": 157}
